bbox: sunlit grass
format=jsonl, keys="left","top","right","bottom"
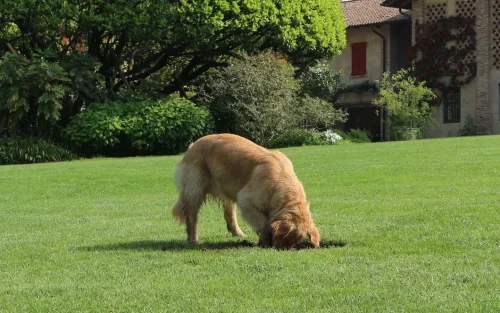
{"left": 1, "top": 136, "right": 499, "bottom": 312}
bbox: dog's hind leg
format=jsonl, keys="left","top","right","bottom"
{"left": 183, "top": 193, "right": 205, "bottom": 243}
{"left": 223, "top": 201, "right": 246, "bottom": 238}
{"left": 173, "top": 163, "right": 207, "bottom": 244}
{"left": 172, "top": 193, "right": 204, "bottom": 243}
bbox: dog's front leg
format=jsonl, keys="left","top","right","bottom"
{"left": 186, "top": 214, "right": 199, "bottom": 243}
{"left": 257, "top": 225, "right": 273, "bottom": 248}
{"left": 237, "top": 193, "right": 271, "bottom": 247}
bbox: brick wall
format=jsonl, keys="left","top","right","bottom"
{"left": 476, "top": 0, "right": 492, "bottom": 133}
{"left": 411, "top": 0, "right": 425, "bottom": 44}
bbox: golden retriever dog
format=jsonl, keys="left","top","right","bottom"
{"left": 171, "top": 133, "right": 320, "bottom": 249}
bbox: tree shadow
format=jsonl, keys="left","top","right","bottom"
{"left": 78, "top": 239, "right": 346, "bottom": 252}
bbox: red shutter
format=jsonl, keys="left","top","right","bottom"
{"left": 351, "top": 42, "right": 367, "bottom": 76}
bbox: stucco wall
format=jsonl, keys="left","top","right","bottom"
{"left": 424, "top": 79, "right": 477, "bottom": 137}
{"left": 329, "top": 25, "right": 390, "bottom": 86}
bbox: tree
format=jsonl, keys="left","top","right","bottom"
{"left": 0, "top": 0, "right": 346, "bottom": 97}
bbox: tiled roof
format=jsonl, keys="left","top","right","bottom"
{"left": 341, "top": 0, "right": 411, "bottom": 28}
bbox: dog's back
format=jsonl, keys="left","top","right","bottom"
{"left": 178, "top": 134, "right": 272, "bottom": 198}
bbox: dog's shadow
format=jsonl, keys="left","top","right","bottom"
{"left": 79, "top": 239, "right": 346, "bottom": 252}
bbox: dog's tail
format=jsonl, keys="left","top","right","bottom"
{"left": 172, "top": 198, "right": 186, "bottom": 224}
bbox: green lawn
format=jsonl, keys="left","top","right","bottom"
{"left": 1, "top": 136, "right": 499, "bottom": 312}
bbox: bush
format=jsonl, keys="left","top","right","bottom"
{"left": 267, "top": 128, "right": 328, "bottom": 149}
{"left": 196, "top": 52, "right": 297, "bottom": 146}
{"left": 457, "top": 115, "right": 487, "bottom": 136}
{"left": 344, "top": 129, "right": 371, "bottom": 143}
{"left": 0, "top": 50, "right": 103, "bottom": 137}
{"left": 0, "top": 137, "right": 76, "bottom": 165}
{"left": 298, "top": 61, "right": 345, "bottom": 102}
{"left": 63, "top": 96, "right": 213, "bottom": 156}
{"left": 372, "top": 68, "right": 436, "bottom": 140}
{"left": 294, "top": 95, "right": 348, "bottom": 130}
{"left": 267, "top": 128, "right": 369, "bottom": 148}
{"left": 331, "top": 129, "right": 372, "bottom": 144}
{"left": 196, "top": 53, "right": 347, "bottom": 145}
{"left": 0, "top": 51, "right": 69, "bottom": 135}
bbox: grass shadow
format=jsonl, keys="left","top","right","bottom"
{"left": 294, "top": 239, "right": 347, "bottom": 250}
{"left": 79, "top": 239, "right": 256, "bottom": 252}
{"left": 79, "top": 239, "right": 346, "bottom": 252}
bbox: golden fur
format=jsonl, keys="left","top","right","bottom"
{"left": 171, "top": 133, "right": 320, "bottom": 249}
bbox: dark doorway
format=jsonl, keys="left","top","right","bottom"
{"left": 344, "top": 106, "right": 382, "bottom": 141}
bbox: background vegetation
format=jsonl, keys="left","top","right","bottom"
{"left": 0, "top": 0, "right": 346, "bottom": 137}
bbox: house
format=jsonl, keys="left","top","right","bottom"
{"left": 329, "top": 0, "right": 412, "bottom": 141}
{"left": 382, "top": 0, "right": 500, "bottom": 136}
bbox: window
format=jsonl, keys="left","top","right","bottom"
{"left": 351, "top": 42, "right": 367, "bottom": 76}
{"left": 443, "top": 87, "right": 461, "bottom": 123}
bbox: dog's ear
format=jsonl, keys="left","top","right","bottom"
{"left": 270, "top": 216, "right": 296, "bottom": 250}
{"left": 308, "top": 224, "right": 320, "bottom": 248}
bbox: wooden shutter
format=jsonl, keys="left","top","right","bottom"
{"left": 351, "top": 42, "right": 367, "bottom": 76}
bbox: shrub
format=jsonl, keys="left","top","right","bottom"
{"left": 196, "top": 52, "right": 297, "bottom": 146}
{"left": 63, "top": 96, "right": 212, "bottom": 156}
{"left": 298, "top": 61, "right": 345, "bottom": 102}
{"left": 196, "top": 53, "right": 347, "bottom": 145}
{"left": 372, "top": 68, "right": 437, "bottom": 140}
{"left": 344, "top": 128, "right": 371, "bottom": 143}
{"left": 0, "top": 50, "right": 103, "bottom": 137}
{"left": 267, "top": 128, "right": 328, "bottom": 149}
{"left": 294, "top": 95, "right": 348, "bottom": 130}
{"left": 0, "top": 51, "right": 69, "bottom": 135}
{"left": 333, "top": 129, "right": 372, "bottom": 144}
{"left": 324, "top": 130, "right": 344, "bottom": 144}
{"left": 457, "top": 115, "right": 487, "bottom": 136}
{"left": 0, "top": 137, "right": 76, "bottom": 165}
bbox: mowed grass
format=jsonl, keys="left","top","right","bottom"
{"left": 1, "top": 136, "right": 499, "bottom": 312}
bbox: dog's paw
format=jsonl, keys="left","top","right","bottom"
{"left": 232, "top": 231, "right": 247, "bottom": 238}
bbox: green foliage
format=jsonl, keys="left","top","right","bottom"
{"left": 295, "top": 61, "right": 348, "bottom": 130}
{"left": 0, "top": 136, "right": 75, "bottom": 165}
{"left": 0, "top": 51, "right": 70, "bottom": 134}
{"left": 335, "top": 129, "right": 372, "bottom": 143}
{"left": 1, "top": 0, "right": 346, "bottom": 138}
{"left": 267, "top": 128, "right": 328, "bottom": 148}
{"left": 339, "top": 80, "right": 379, "bottom": 94}
{"left": 346, "top": 128, "right": 371, "bottom": 143}
{"left": 0, "top": 50, "right": 104, "bottom": 136}
{"left": 63, "top": 97, "right": 212, "bottom": 156}
{"left": 298, "top": 61, "right": 345, "bottom": 102}
{"left": 457, "top": 115, "right": 487, "bottom": 136}
{"left": 58, "top": 53, "right": 106, "bottom": 124}
{"left": 295, "top": 95, "right": 347, "bottom": 130}
{"left": 1, "top": 0, "right": 346, "bottom": 98}
{"left": 197, "top": 52, "right": 297, "bottom": 145}
{"left": 372, "top": 69, "right": 437, "bottom": 139}
{"left": 197, "top": 52, "right": 347, "bottom": 145}
{"left": 267, "top": 128, "right": 371, "bottom": 149}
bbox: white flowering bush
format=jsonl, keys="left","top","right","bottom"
{"left": 324, "top": 130, "right": 343, "bottom": 144}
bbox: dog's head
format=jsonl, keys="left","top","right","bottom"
{"left": 270, "top": 202, "right": 320, "bottom": 249}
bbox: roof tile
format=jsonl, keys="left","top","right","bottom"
{"left": 342, "top": 0, "right": 411, "bottom": 27}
